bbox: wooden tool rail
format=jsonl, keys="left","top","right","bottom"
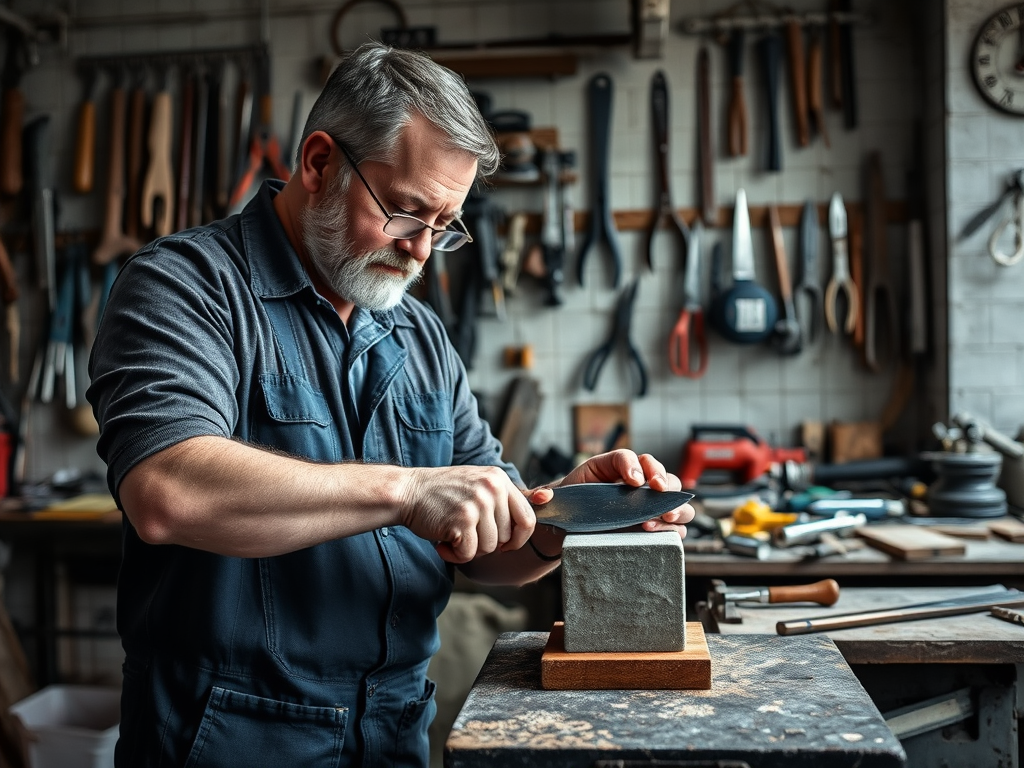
{"left": 513, "top": 200, "right": 908, "bottom": 236}
{"left": 678, "top": 9, "right": 870, "bottom": 35}
{"left": 76, "top": 42, "right": 263, "bottom": 71}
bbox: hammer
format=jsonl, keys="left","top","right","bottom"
{"left": 708, "top": 578, "right": 839, "bottom": 624}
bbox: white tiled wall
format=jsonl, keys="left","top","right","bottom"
{"left": 6, "top": 0, "right": 932, "bottom": 484}
{"left": 945, "top": 0, "right": 1024, "bottom": 436}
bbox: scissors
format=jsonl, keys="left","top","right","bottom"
{"left": 644, "top": 70, "right": 689, "bottom": 272}
{"left": 668, "top": 221, "right": 708, "bottom": 378}
{"left": 582, "top": 279, "right": 648, "bottom": 398}
{"left": 824, "top": 192, "right": 858, "bottom": 334}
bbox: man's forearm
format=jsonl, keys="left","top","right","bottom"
{"left": 118, "top": 435, "right": 410, "bottom": 557}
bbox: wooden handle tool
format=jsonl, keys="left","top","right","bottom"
{"left": 808, "top": 29, "right": 830, "bottom": 147}
{"left": 93, "top": 83, "right": 143, "bottom": 266}
{"left": 0, "top": 237, "right": 18, "bottom": 382}
{"left": 769, "top": 580, "right": 840, "bottom": 606}
{"left": 124, "top": 75, "right": 146, "bottom": 239}
{"left": 175, "top": 70, "right": 195, "bottom": 233}
{"left": 829, "top": 0, "right": 843, "bottom": 109}
{"left": 850, "top": 208, "right": 865, "bottom": 349}
{"left": 73, "top": 67, "right": 98, "bottom": 194}
{"left": 697, "top": 46, "right": 715, "bottom": 225}
{"left": 727, "top": 30, "right": 747, "bottom": 157}
{"left": 785, "top": 20, "right": 810, "bottom": 147}
{"left": 141, "top": 82, "right": 175, "bottom": 237}
{"left": 0, "top": 88, "right": 23, "bottom": 197}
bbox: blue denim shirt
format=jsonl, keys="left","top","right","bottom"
{"left": 88, "top": 181, "right": 520, "bottom": 767}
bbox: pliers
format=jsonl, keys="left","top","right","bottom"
{"left": 582, "top": 279, "right": 648, "bottom": 398}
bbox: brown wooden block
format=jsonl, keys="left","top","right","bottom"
{"left": 989, "top": 517, "right": 1024, "bottom": 543}
{"left": 541, "top": 622, "right": 711, "bottom": 691}
{"left": 856, "top": 526, "right": 966, "bottom": 560}
{"left": 829, "top": 421, "right": 882, "bottom": 463}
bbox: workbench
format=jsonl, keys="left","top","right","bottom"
{"left": 710, "top": 586, "right": 1024, "bottom": 768}
{"left": 445, "top": 631, "right": 906, "bottom": 767}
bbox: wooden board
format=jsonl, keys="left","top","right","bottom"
{"left": 572, "top": 403, "right": 630, "bottom": 458}
{"left": 856, "top": 526, "right": 966, "bottom": 560}
{"left": 496, "top": 376, "right": 542, "bottom": 472}
{"left": 989, "top": 517, "right": 1024, "bottom": 543}
{"left": 930, "top": 524, "right": 991, "bottom": 540}
{"left": 541, "top": 621, "right": 711, "bottom": 690}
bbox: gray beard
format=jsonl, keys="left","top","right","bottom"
{"left": 299, "top": 176, "right": 423, "bottom": 311}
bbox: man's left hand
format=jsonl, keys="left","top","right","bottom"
{"left": 526, "top": 449, "right": 695, "bottom": 537}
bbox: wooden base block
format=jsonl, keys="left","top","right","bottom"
{"left": 541, "top": 621, "right": 711, "bottom": 690}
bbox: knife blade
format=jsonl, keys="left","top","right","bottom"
{"left": 532, "top": 484, "right": 694, "bottom": 533}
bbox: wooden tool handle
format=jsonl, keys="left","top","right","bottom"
{"left": 728, "top": 78, "right": 748, "bottom": 156}
{"left": 850, "top": 209, "right": 865, "bottom": 348}
{"left": 93, "top": 87, "right": 143, "bottom": 266}
{"left": 785, "top": 21, "right": 810, "bottom": 147}
{"left": 125, "top": 87, "right": 145, "bottom": 239}
{"left": 142, "top": 91, "right": 175, "bottom": 236}
{"left": 0, "top": 89, "right": 23, "bottom": 196}
{"left": 697, "top": 47, "right": 715, "bottom": 225}
{"left": 769, "top": 579, "right": 840, "bottom": 606}
{"left": 73, "top": 98, "right": 96, "bottom": 194}
{"left": 768, "top": 205, "right": 793, "bottom": 302}
{"left": 175, "top": 74, "right": 194, "bottom": 233}
{"left": 808, "top": 32, "right": 830, "bottom": 147}
{"left": 0, "top": 236, "right": 17, "bottom": 303}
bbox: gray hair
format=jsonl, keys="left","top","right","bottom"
{"left": 298, "top": 42, "right": 499, "bottom": 178}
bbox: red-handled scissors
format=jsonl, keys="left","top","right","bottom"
{"left": 669, "top": 220, "right": 708, "bottom": 378}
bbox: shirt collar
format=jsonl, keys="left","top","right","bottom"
{"left": 243, "top": 179, "right": 415, "bottom": 329}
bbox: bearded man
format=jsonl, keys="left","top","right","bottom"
{"left": 88, "top": 42, "right": 693, "bottom": 767}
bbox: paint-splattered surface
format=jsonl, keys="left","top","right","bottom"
{"left": 445, "top": 633, "right": 906, "bottom": 768}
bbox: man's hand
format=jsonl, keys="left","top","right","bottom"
{"left": 400, "top": 465, "right": 536, "bottom": 563}
{"left": 527, "top": 449, "right": 695, "bottom": 537}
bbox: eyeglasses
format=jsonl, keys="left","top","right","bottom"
{"left": 332, "top": 138, "right": 473, "bottom": 252}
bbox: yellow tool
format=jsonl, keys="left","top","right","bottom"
{"left": 731, "top": 499, "right": 797, "bottom": 537}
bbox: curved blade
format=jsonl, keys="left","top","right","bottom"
{"left": 533, "top": 483, "right": 694, "bottom": 532}
{"left": 733, "top": 188, "right": 755, "bottom": 280}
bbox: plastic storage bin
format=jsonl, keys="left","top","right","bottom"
{"left": 9, "top": 685, "right": 120, "bottom": 768}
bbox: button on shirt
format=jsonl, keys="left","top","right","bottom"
{"left": 87, "top": 180, "right": 520, "bottom": 767}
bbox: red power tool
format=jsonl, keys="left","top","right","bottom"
{"left": 679, "top": 424, "right": 806, "bottom": 489}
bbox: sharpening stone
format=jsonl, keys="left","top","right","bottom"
{"left": 561, "top": 531, "right": 686, "bottom": 653}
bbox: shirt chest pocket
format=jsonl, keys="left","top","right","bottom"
{"left": 394, "top": 391, "right": 454, "bottom": 468}
{"left": 252, "top": 374, "right": 340, "bottom": 462}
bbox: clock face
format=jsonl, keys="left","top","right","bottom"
{"left": 971, "top": 3, "right": 1024, "bottom": 115}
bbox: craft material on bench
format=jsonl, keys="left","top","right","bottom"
{"left": 857, "top": 525, "right": 966, "bottom": 560}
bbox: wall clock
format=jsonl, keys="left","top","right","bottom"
{"left": 971, "top": 3, "right": 1024, "bottom": 115}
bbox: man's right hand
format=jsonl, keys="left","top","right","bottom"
{"left": 399, "top": 466, "right": 536, "bottom": 563}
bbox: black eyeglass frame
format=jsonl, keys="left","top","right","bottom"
{"left": 331, "top": 137, "right": 473, "bottom": 252}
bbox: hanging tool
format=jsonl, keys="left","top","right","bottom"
{"left": 0, "top": 27, "right": 27, "bottom": 197}
{"left": 785, "top": 20, "right": 810, "bottom": 147}
{"left": 707, "top": 579, "right": 840, "bottom": 625}
{"left": 758, "top": 31, "right": 782, "bottom": 172}
{"left": 72, "top": 63, "right": 98, "bottom": 194}
{"left": 960, "top": 169, "right": 1024, "bottom": 267}
{"left": 582, "top": 279, "right": 648, "bottom": 398}
{"left": 0, "top": 236, "right": 16, "bottom": 382}
{"left": 93, "top": 70, "right": 143, "bottom": 272}
{"left": 668, "top": 220, "right": 708, "bottom": 379}
{"left": 838, "top": 0, "right": 857, "bottom": 129}
{"left": 710, "top": 189, "right": 777, "bottom": 344}
{"left": 577, "top": 72, "right": 623, "bottom": 288}
{"left": 141, "top": 66, "right": 175, "bottom": 237}
{"left": 229, "top": 47, "right": 290, "bottom": 211}
{"left": 807, "top": 28, "right": 830, "bottom": 148}
{"left": 824, "top": 192, "right": 857, "bottom": 334}
{"left": 189, "top": 65, "right": 209, "bottom": 228}
{"left": 726, "top": 30, "right": 747, "bottom": 157}
{"left": 205, "top": 59, "right": 228, "bottom": 222}
{"left": 828, "top": 0, "right": 842, "bottom": 110}
{"left": 767, "top": 205, "right": 801, "bottom": 355}
{"left": 124, "top": 67, "right": 147, "bottom": 240}
{"left": 795, "top": 200, "right": 822, "bottom": 344}
{"left": 231, "top": 56, "right": 254, "bottom": 200}
{"left": 645, "top": 70, "right": 689, "bottom": 273}
{"left": 175, "top": 68, "right": 195, "bottom": 233}
{"left": 863, "top": 152, "right": 899, "bottom": 372}
{"left": 500, "top": 211, "right": 526, "bottom": 295}
{"left": 538, "top": 147, "right": 567, "bottom": 305}
{"left": 696, "top": 48, "right": 716, "bottom": 225}
{"left": 25, "top": 115, "right": 55, "bottom": 313}
{"left": 849, "top": 207, "right": 866, "bottom": 348}
{"left": 40, "top": 251, "right": 76, "bottom": 408}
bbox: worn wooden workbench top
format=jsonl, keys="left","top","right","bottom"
{"left": 445, "top": 632, "right": 905, "bottom": 768}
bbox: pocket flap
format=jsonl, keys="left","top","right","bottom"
{"left": 260, "top": 374, "right": 332, "bottom": 426}
{"left": 395, "top": 391, "right": 453, "bottom": 433}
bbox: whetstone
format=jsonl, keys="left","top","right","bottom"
{"left": 541, "top": 621, "right": 711, "bottom": 690}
